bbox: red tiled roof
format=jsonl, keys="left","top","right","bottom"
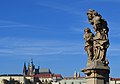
{"left": 26, "top": 73, "right": 63, "bottom": 78}
{"left": 35, "top": 74, "right": 52, "bottom": 78}
{"left": 64, "top": 77, "right": 85, "bottom": 80}
{"left": 110, "top": 78, "right": 120, "bottom": 81}
{"left": 53, "top": 74, "right": 62, "bottom": 77}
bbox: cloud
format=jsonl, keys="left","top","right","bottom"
{"left": 70, "top": 27, "right": 84, "bottom": 33}
{"left": 0, "top": 20, "right": 30, "bottom": 28}
{"left": 0, "top": 25, "right": 30, "bottom": 28}
{"left": 100, "top": 0, "right": 120, "bottom": 2}
{"left": 87, "top": 0, "right": 120, "bottom": 2}
{"left": 110, "top": 34, "right": 120, "bottom": 38}
{"left": 108, "top": 45, "right": 120, "bottom": 51}
{"left": 106, "top": 45, "right": 120, "bottom": 56}
{"left": 0, "top": 20, "right": 51, "bottom": 34}
{"left": 0, "top": 20, "right": 20, "bottom": 24}
{"left": 0, "top": 37, "right": 84, "bottom": 57}
{"left": 37, "top": 1, "right": 81, "bottom": 15}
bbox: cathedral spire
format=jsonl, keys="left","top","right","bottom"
{"left": 27, "top": 59, "right": 35, "bottom": 75}
{"left": 77, "top": 72, "right": 80, "bottom": 77}
{"left": 23, "top": 62, "right": 27, "bottom": 76}
{"left": 30, "top": 58, "right": 34, "bottom": 66}
{"left": 74, "top": 71, "right": 77, "bottom": 78}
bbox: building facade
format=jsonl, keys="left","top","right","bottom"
{"left": 60, "top": 77, "right": 86, "bottom": 84}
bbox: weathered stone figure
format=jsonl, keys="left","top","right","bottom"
{"left": 85, "top": 9, "right": 110, "bottom": 64}
{"left": 84, "top": 28, "right": 94, "bottom": 61}
{"left": 82, "top": 9, "right": 110, "bottom": 84}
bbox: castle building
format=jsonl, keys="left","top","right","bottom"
{"left": 23, "top": 59, "right": 63, "bottom": 83}
{"left": 0, "top": 59, "right": 63, "bottom": 84}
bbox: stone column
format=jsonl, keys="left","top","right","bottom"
{"left": 82, "top": 60, "right": 110, "bottom": 84}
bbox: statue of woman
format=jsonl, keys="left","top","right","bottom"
{"left": 84, "top": 28, "right": 94, "bottom": 61}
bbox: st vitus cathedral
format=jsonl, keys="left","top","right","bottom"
{"left": 23, "top": 59, "right": 51, "bottom": 76}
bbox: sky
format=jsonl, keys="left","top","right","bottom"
{"left": 0, "top": 0, "right": 120, "bottom": 77}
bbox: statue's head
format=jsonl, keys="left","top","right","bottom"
{"left": 84, "top": 28, "right": 91, "bottom": 33}
{"left": 87, "top": 9, "right": 95, "bottom": 15}
{"left": 87, "top": 9, "right": 101, "bottom": 19}
{"left": 87, "top": 9, "right": 95, "bottom": 24}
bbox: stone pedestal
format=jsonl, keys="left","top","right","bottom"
{"left": 82, "top": 60, "right": 110, "bottom": 84}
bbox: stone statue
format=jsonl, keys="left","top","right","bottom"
{"left": 84, "top": 9, "right": 110, "bottom": 65}
{"left": 84, "top": 28, "right": 94, "bottom": 61}
{"left": 82, "top": 9, "right": 110, "bottom": 84}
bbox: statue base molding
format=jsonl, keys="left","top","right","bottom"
{"left": 82, "top": 60, "right": 110, "bottom": 84}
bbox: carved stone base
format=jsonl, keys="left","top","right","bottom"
{"left": 82, "top": 60, "right": 110, "bottom": 84}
